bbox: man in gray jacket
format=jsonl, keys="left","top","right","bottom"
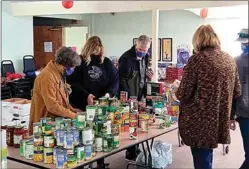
{"left": 230, "top": 28, "right": 249, "bottom": 169}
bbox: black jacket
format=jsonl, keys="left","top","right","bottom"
{"left": 67, "top": 56, "right": 118, "bottom": 111}
{"left": 118, "top": 46, "right": 149, "bottom": 100}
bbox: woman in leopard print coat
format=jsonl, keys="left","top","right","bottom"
{"left": 176, "top": 25, "right": 242, "bottom": 169}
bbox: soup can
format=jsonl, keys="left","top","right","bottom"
{"left": 84, "top": 144, "right": 93, "bottom": 160}
{"left": 72, "top": 128, "right": 80, "bottom": 146}
{"left": 40, "top": 118, "right": 51, "bottom": 126}
{"left": 34, "top": 133, "right": 43, "bottom": 146}
{"left": 67, "top": 155, "right": 77, "bottom": 168}
{"left": 99, "top": 97, "right": 108, "bottom": 106}
{"left": 56, "top": 129, "right": 65, "bottom": 147}
{"left": 130, "top": 100, "right": 139, "bottom": 111}
{"left": 56, "top": 149, "right": 65, "bottom": 169}
{"left": 76, "top": 144, "right": 85, "bottom": 163}
{"left": 64, "top": 130, "right": 74, "bottom": 149}
{"left": 140, "top": 120, "right": 149, "bottom": 132}
{"left": 76, "top": 112, "right": 86, "bottom": 129}
{"left": 98, "top": 106, "right": 108, "bottom": 120}
{"left": 95, "top": 137, "right": 103, "bottom": 152}
{"left": 113, "top": 134, "right": 120, "bottom": 149}
{"left": 25, "top": 141, "right": 34, "bottom": 160}
{"left": 33, "top": 146, "right": 43, "bottom": 162}
{"left": 33, "top": 122, "right": 42, "bottom": 134}
{"left": 44, "top": 135, "right": 55, "bottom": 148}
{"left": 82, "top": 127, "right": 93, "bottom": 145}
{"left": 86, "top": 106, "right": 97, "bottom": 123}
{"left": 103, "top": 120, "right": 112, "bottom": 135}
{"left": 129, "top": 127, "right": 137, "bottom": 140}
{"left": 103, "top": 135, "right": 113, "bottom": 152}
{"left": 53, "top": 146, "right": 59, "bottom": 164}
{"left": 120, "top": 91, "right": 128, "bottom": 103}
{"left": 44, "top": 147, "right": 53, "bottom": 164}
{"left": 55, "top": 117, "right": 63, "bottom": 130}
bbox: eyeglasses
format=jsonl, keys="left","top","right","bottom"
{"left": 238, "top": 33, "right": 249, "bottom": 38}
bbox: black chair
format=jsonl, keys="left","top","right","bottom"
{"left": 23, "top": 55, "right": 37, "bottom": 73}
{"left": 1, "top": 60, "right": 15, "bottom": 77}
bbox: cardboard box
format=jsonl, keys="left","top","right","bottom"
{"left": 11, "top": 100, "right": 31, "bottom": 116}
{"left": 1, "top": 98, "right": 25, "bottom": 117}
{"left": 146, "top": 82, "right": 165, "bottom": 96}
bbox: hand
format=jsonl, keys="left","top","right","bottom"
{"left": 105, "top": 93, "right": 110, "bottom": 98}
{"left": 87, "top": 94, "right": 95, "bottom": 105}
{"left": 70, "top": 107, "right": 82, "bottom": 113}
{"left": 230, "top": 120, "right": 236, "bottom": 130}
{"left": 146, "top": 69, "right": 154, "bottom": 80}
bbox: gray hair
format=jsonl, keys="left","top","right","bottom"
{"left": 137, "top": 35, "right": 151, "bottom": 45}
{"left": 55, "top": 46, "right": 81, "bottom": 67}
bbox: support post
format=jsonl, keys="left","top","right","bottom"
{"left": 151, "top": 9, "right": 159, "bottom": 82}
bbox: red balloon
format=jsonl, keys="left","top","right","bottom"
{"left": 200, "top": 8, "right": 208, "bottom": 19}
{"left": 62, "top": 0, "right": 74, "bottom": 9}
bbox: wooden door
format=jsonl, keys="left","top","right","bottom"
{"left": 33, "top": 26, "right": 62, "bottom": 69}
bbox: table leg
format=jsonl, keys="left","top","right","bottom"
{"left": 142, "top": 142, "right": 147, "bottom": 166}
{"left": 150, "top": 138, "right": 154, "bottom": 149}
{"left": 145, "top": 140, "right": 153, "bottom": 168}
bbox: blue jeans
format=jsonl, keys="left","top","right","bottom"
{"left": 191, "top": 147, "right": 213, "bottom": 169}
{"left": 238, "top": 117, "right": 249, "bottom": 169}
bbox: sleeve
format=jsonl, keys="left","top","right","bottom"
{"left": 233, "top": 66, "right": 242, "bottom": 98}
{"left": 107, "top": 62, "right": 119, "bottom": 97}
{"left": 66, "top": 66, "right": 90, "bottom": 96}
{"left": 118, "top": 55, "right": 131, "bottom": 94}
{"left": 40, "top": 76, "right": 76, "bottom": 119}
{"left": 176, "top": 55, "right": 197, "bottom": 103}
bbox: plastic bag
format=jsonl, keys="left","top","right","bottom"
{"left": 136, "top": 140, "right": 172, "bottom": 169}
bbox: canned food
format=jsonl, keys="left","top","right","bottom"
{"left": 82, "top": 127, "right": 93, "bottom": 145}
{"left": 76, "top": 144, "right": 85, "bottom": 163}
{"left": 95, "top": 121, "right": 104, "bottom": 135}
{"left": 98, "top": 106, "right": 108, "bottom": 120}
{"left": 63, "top": 119, "right": 72, "bottom": 128}
{"left": 108, "top": 98, "right": 117, "bottom": 107}
{"left": 55, "top": 117, "right": 63, "bottom": 130}
{"left": 93, "top": 100, "right": 99, "bottom": 106}
{"left": 113, "top": 134, "right": 119, "bottom": 149}
{"left": 114, "top": 111, "right": 122, "bottom": 124}
{"left": 108, "top": 112, "right": 115, "bottom": 124}
{"left": 34, "top": 133, "right": 43, "bottom": 146}
{"left": 44, "top": 147, "right": 53, "bottom": 164}
{"left": 66, "top": 149, "right": 74, "bottom": 155}
{"left": 72, "top": 128, "right": 80, "bottom": 146}
{"left": 56, "top": 129, "right": 65, "bottom": 147}
{"left": 72, "top": 119, "right": 77, "bottom": 128}
{"left": 56, "top": 149, "right": 65, "bottom": 169}
{"left": 103, "top": 120, "right": 112, "bottom": 135}
{"left": 120, "top": 91, "right": 128, "bottom": 103}
{"left": 33, "top": 122, "right": 42, "bottom": 134}
{"left": 33, "top": 146, "right": 43, "bottom": 162}
{"left": 84, "top": 144, "right": 93, "bottom": 160}
{"left": 99, "top": 97, "right": 108, "bottom": 106}
{"left": 40, "top": 118, "right": 51, "bottom": 126}
{"left": 86, "top": 106, "right": 96, "bottom": 122}
{"left": 129, "top": 96, "right": 137, "bottom": 101}
{"left": 130, "top": 100, "right": 139, "bottom": 112}
{"left": 44, "top": 135, "right": 54, "bottom": 148}
{"left": 53, "top": 146, "right": 59, "bottom": 164}
{"left": 20, "top": 139, "right": 32, "bottom": 157}
{"left": 25, "top": 141, "right": 34, "bottom": 160}
{"left": 67, "top": 155, "right": 77, "bottom": 168}
{"left": 103, "top": 135, "right": 113, "bottom": 152}
{"left": 112, "top": 124, "right": 120, "bottom": 135}
{"left": 43, "top": 125, "right": 53, "bottom": 135}
{"left": 129, "top": 127, "right": 137, "bottom": 140}
{"left": 155, "top": 115, "right": 165, "bottom": 129}
{"left": 76, "top": 112, "right": 86, "bottom": 129}
{"left": 95, "top": 137, "right": 103, "bottom": 152}
{"left": 64, "top": 130, "right": 74, "bottom": 149}
{"left": 140, "top": 120, "right": 149, "bottom": 132}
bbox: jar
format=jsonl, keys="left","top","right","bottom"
{"left": 22, "top": 127, "right": 29, "bottom": 139}
{"left": 7, "top": 126, "right": 15, "bottom": 146}
{"left": 14, "top": 126, "right": 24, "bottom": 148}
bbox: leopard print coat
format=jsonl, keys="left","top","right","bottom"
{"left": 176, "top": 47, "right": 242, "bottom": 149}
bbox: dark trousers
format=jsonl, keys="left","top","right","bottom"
{"left": 191, "top": 147, "right": 213, "bottom": 169}
{"left": 238, "top": 117, "right": 249, "bottom": 169}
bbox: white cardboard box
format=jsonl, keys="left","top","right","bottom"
{"left": 1, "top": 98, "right": 25, "bottom": 116}
{"left": 11, "top": 100, "right": 31, "bottom": 116}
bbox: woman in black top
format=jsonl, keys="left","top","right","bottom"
{"left": 67, "top": 36, "right": 118, "bottom": 111}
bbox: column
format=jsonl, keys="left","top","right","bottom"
{"left": 151, "top": 9, "right": 159, "bottom": 82}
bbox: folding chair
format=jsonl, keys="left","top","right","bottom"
{"left": 23, "top": 55, "right": 37, "bottom": 73}
{"left": 1, "top": 60, "right": 15, "bottom": 77}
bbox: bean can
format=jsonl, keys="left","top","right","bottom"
{"left": 95, "top": 121, "right": 104, "bottom": 135}
{"left": 76, "top": 112, "right": 86, "bottom": 129}
{"left": 64, "top": 130, "right": 74, "bottom": 149}
{"left": 72, "top": 128, "right": 80, "bottom": 146}
{"left": 55, "top": 117, "right": 63, "bottom": 130}
{"left": 113, "top": 134, "right": 120, "bottom": 149}
{"left": 98, "top": 106, "right": 108, "bottom": 120}
{"left": 25, "top": 141, "right": 34, "bottom": 160}
{"left": 84, "top": 144, "right": 93, "bottom": 160}
{"left": 56, "top": 129, "right": 65, "bottom": 147}
{"left": 33, "top": 146, "right": 43, "bottom": 162}
{"left": 95, "top": 137, "right": 103, "bottom": 152}
{"left": 53, "top": 146, "right": 59, "bottom": 164}
{"left": 44, "top": 135, "right": 55, "bottom": 148}
{"left": 103, "top": 135, "right": 113, "bottom": 152}
{"left": 33, "top": 122, "right": 42, "bottom": 134}
{"left": 82, "top": 127, "right": 93, "bottom": 145}
{"left": 44, "top": 147, "right": 53, "bottom": 164}
{"left": 86, "top": 106, "right": 97, "bottom": 122}
{"left": 20, "top": 139, "right": 30, "bottom": 157}
{"left": 34, "top": 133, "right": 43, "bottom": 146}
{"left": 76, "top": 144, "right": 85, "bottom": 163}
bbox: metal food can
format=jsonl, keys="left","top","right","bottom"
{"left": 72, "top": 119, "right": 77, "bottom": 128}
{"left": 112, "top": 124, "right": 120, "bottom": 135}
{"left": 76, "top": 112, "right": 86, "bottom": 129}
{"left": 84, "top": 144, "right": 93, "bottom": 160}
{"left": 155, "top": 115, "right": 165, "bottom": 129}
{"left": 130, "top": 100, "right": 139, "bottom": 111}
{"left": 95, "top": 121, "right": 104, "bottom": 135}
{"left": 99, "top": 97, "right": 108, "bottom": 106}
{"left": 44, "top": 147, "right": 53, "bottom": 164}
{"left": 86, "top": 106, "right": 97, "bottom": 122}
{"left": 140, "top": 120, "right": 149, "bottom": 132}
{"left": 95, "top": 137, "right": 103, "bottom": 152}
{"left": 103, "top": 120, "right": 112, "bottom": 135}
{"left": 108, "top": 98, "right": 117, "bottom": 107}
{"left": 93, "top": 100, "right": 99, "bottom": 106}
{"left": 63, "top": 119, "right": 72, "bottom": 128}
{"left": 43, "top": 125, "right": 53, "bottom": 135}
{"left": 33, "top": 146, "right": 43, "bottom": 162}
{"left": 120, "top": 91, "right": 128, "bottom": 103}
{"left": 53, "top": 146, "right": 59, "bottom": 164}
{"left": 40, "top": 118, "right": 51, "bottom": 126}
{"left": 67, "top": 155, "right": 77, "bottom": 168}
{"left": 72, "top": 128, "right": 80, "bottom": 146}
{"left": 20, "top": 139, "right": 28, "bottom": 157}
{"left": 113, "top": 134, "right": 120, "bottom": 149}
{"left": 56, "top": 129, "right": 65, "bottom": 147}
{"left": 129, "top": 127, "right": 137, "bottom": 140}
{"left": 76, "top": 144, "right": 85, "bottom": 163}
{"left": 82, "top": 127, "right": 93, "bottom": 145}
{"left": 114, "top": 111, "right": 122, "bottom": 125}
{"left": 108, "top": 112, "right": 115, "bottom": 124}
{"left": 33, "top": 122, "right": 42, "bottom": 134}
{"left": 64, "top": 130, "right": 74, "bottom": 149}
{"left": 55, "top": 117, "right": 63, "bottom": 130}
{"left": 56, "top": 149, "right": 65, "bottom": 169}
{"left": 34, "top": 133, "right": 43, "bottom": 146}
{"left": 129, "top": 96, "right": 137, "bottom": 101}
{"left": 103, "top": 135, "right": 113, "bottom": 152}
{"left": 44, "top": 135, "right": 55, "bottom": 148}
{"left": 25, "top": 141, "right": 34, "bottom": 160}
{"left": 98, "top": 106, "right": 108, "bottom": 120}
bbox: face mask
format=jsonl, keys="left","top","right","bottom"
{"left": 65, "top": 67, "right": 74, "bottom": 76}
{"left": 241, "top": 44, "right": 249, "bottom": 55}
{"left": 136, "top": 50, "right": 147, "bottom": 58}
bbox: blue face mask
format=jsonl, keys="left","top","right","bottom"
{"left": 65, "top": 67, "right": 74, "bottom": 76}
{"left": 136, "top": 50, "right": 147, "bottom": 58}
{"left": 242, "top": 43, "right": 249, "bottom": 55}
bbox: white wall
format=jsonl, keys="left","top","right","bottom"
{"left": 2, "top": 2, "right": 34, "bottom": 73}
{"left": 84, "top": 10, "right": 247, "bottom": 63}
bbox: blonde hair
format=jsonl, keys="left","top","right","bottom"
{"left": 192, "top": 24, "right": 221, "bottom": 53}
{"left": 81, "top": 36, "right": 104, "bottom": 65}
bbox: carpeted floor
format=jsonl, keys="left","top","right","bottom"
{"left": 8, "top": 125, "right": 244, "bottom": 169}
